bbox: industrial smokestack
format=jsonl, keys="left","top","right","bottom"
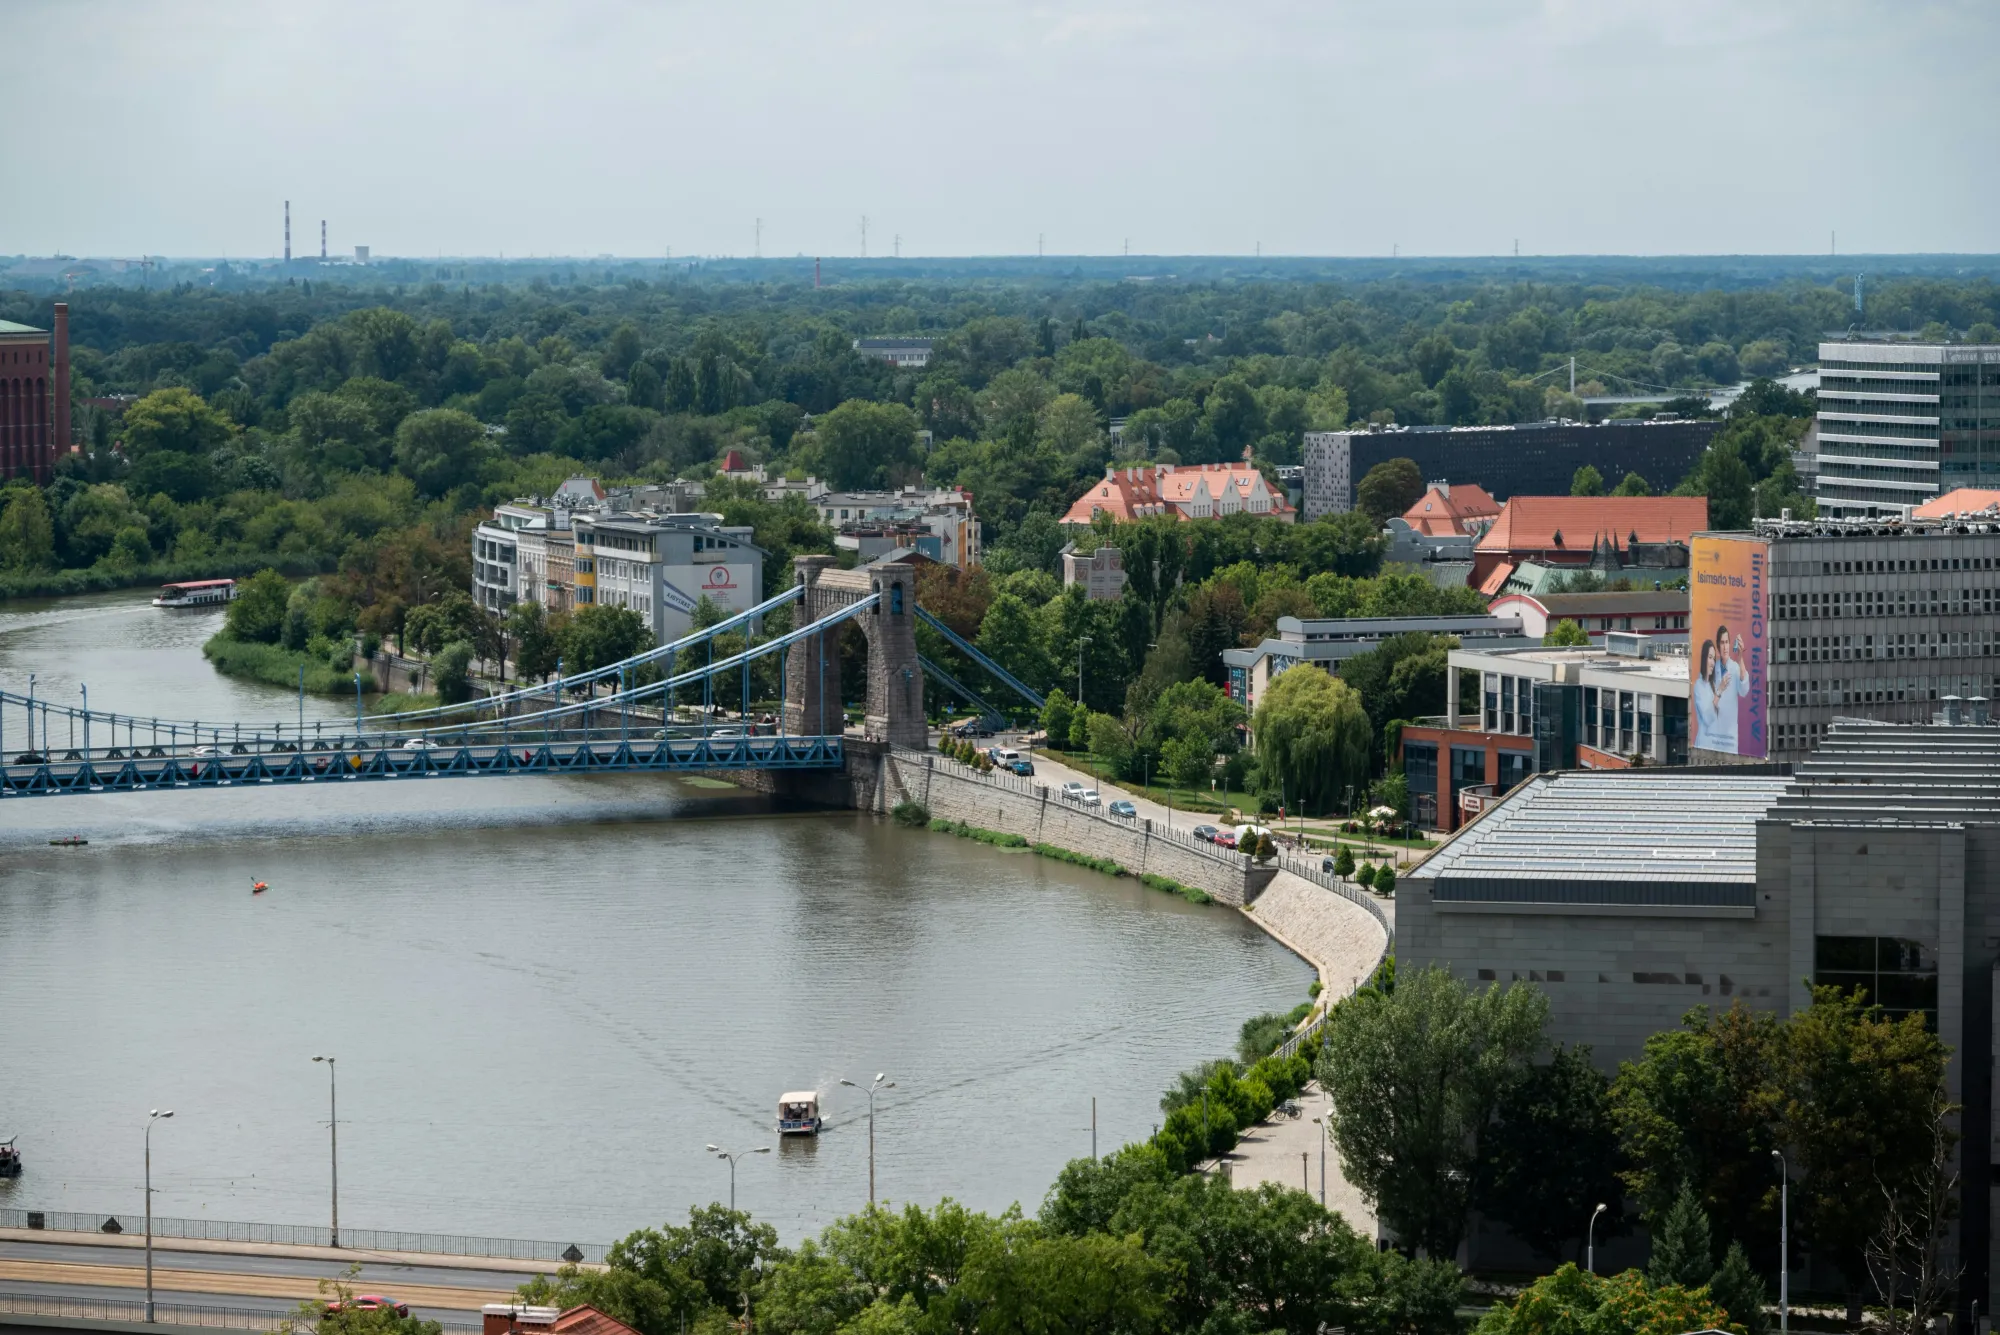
{"left": 321, "top": 220, "right": 327, "bottom": 260}
{"left": 51, "top": 302, "right": 70, "bottom": 479}
{"left": 285, "top": 200, "right": 291, "bottom": 263}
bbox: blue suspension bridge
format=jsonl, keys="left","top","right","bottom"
{"left": 0, "top": 558, "right": 1039, "bottom": 801}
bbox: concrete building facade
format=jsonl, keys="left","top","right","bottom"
{"left": 1700, "top": 518, "right": 2000, "bottom": 762}
{"left": 1815, "top": 340, "right": 2000, "bottom": 519}
{"left": 1060, "top": 543, "right": 1128, "bottom": 601}
{"left": 1400, "top": 722, "right": 2000, "bottom": 1309}
{"left": 574, "top": 512, "right": 764, "bottom": 643}
{"left": 1222, "top": 613, "right": 1535, "bottom": 714}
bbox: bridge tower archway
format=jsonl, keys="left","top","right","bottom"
{"left": 784, "top": 555, "right": 925, "bottom": 748}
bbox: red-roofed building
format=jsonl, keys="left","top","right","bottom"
{"left": 1400, "top": 480, "right": 1500, "bottom": 537}
{"left": 1913, "top": 488, "right": 2000, "bottom": 519}
{"left": 1060, "top": 463, "right": 1293, "bottom": 527}
{"left": 1471, "top": 496, "right": 1708, "bottom": 590}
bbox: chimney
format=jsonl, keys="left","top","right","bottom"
{"left": 284, "top": 200, "right": 291, "bottom": 263}
{"left": 51, "top": 302, "right": 71, "bottom": 476}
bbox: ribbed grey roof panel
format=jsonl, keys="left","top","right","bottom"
{"left": 1417, "top": 772, "right": 1791, "bottom": 886}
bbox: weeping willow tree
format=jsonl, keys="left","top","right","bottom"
{"left": 1251, "top": 667, "right": 1372, "bottom": 815}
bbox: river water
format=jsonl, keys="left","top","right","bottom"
{"left": 0, "top": 590, "right": 1309, "bottom": 1244}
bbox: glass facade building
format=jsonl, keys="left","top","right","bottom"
{"left": 1816, "top": 340, "right": 2000, "bottom": 518}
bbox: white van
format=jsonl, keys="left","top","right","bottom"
{"left": 995, "top": 748, "right": 1023, "bottom": 765}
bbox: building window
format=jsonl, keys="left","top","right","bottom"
{"left": 1583, "top": 687, "right": 1599, "bottom": 747}
{"left": 1497, "top": 751, "right": 1533, "bottom": 793}
{"left": 1449, "top": 746, "right": 1486, "bottom": 802}
{"left": 1815, "top": 936, "right": 1938, "bottom": 1025}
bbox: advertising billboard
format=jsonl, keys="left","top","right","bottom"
{"left": 1689, "top": 535, "right": 1769, "bottom": 758}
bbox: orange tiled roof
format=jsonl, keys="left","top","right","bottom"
{"left": 1401, "top": 482, "right": 1500, "bottom": 537}
{"left": 1913, "top": 488, "right": 2000, "bottom": 519}
{"left": 1060, "top": 464, "right": 1292, "bottom": 525}
{"left": 1476, "top": 496, "right": 1709, "bottom": 554}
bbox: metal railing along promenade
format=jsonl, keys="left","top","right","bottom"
{"left": 0, "top": 1290, "right": 479, "bottom": 1333}
{"left": 0, "top": 1207, "right": 606, "bottom": 1265}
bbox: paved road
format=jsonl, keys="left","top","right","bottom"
{"left": 0, "top": 1235, "right": 534, "bottom": 1315}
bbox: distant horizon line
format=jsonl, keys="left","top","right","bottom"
{"left": 8, "top": 250, "right": 2000, "bottom": 265}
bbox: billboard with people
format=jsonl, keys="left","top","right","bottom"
{"left": 1689, "top": 535, "right": 1769, "bottom": 758}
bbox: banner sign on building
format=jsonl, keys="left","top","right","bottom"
{"left": 1689, "top": 535, "right": 1768, "bottom": 758}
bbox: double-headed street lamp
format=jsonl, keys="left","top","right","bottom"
{"left": 706, "top": 1144, "right": 769, "bottom": 1212}
{"left": 839, "top": 1073, "right": 895, "bottom": 1205}
{"left": 144, "top": 1110, "right": 173, "bottom": 1323}
{"left": 312, "top": 1056, "right": 339, "bottom": 1247}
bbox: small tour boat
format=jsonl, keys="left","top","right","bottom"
{"left": 48, "top": 835, "right": 87, "bottom": 847}
{"left": 778, "top": 1091, "right": 823, "bottom": 1136}
{"left": 0, "top": 1137, "right": 20, "bottom": 1178}
{"left": 153, "top": 578, "right": 236, "bottom": 608}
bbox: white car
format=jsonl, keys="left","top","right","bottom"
{"left": 1081, "top": 789, "right": 1101, "bottom": 807}
{"left": 401, "top": 737, "right": 434, "bottom": 750}
{"left": 1059, "top": 781, "right": 1087, "bottom": 802}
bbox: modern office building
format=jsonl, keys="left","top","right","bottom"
{"left": 1399, "top": 633, "right": 1692, "bottom": 830}
{"left": 1400, "top": 720, "right": 2000, "bottom": 1302}
{"left": 573, "top": 511, "right": 765, "bottom": 643}
{"left": 1690, "top": 517, "right": 2000, "bottom": 763}
{"left": 1814, "top": 340, "right": 2000, "bottom": 519}
{"left": 1302, "top": 418, "right": 1718, "bottom": 519}
{"left": 1485, "top": 589, "right": 1691, "bottom": 641}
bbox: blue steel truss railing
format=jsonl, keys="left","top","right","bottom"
{"left": 914, "top": 607, "right": 1045, "bottom": 710}
{"left": 0, "top": 592, "right": 876, "bottom": 776}
{"left": 0, "top": 583, "right": 805, "bottom": 745}
{"left": 917, "top": 654, "right": 1008, "bottom": 726}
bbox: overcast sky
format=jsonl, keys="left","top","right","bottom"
{"left": 6, "top": 0, "right": 1997, "bottom": 260}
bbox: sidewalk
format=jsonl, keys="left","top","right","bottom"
{"left": 0, "top": 1231, "right": 569, "bottom": 1275}
{"left": 1223, "top": 1082, "right": 1375, "bottom": 1237}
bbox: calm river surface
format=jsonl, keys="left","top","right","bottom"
{"left": 0, "top": 590, "right": 1310, "bottom": 1243}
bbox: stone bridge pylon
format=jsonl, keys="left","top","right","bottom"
{"left": 783, "top": 555, "right": 925, "bottom": 749}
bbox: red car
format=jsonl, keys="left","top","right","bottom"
{"left": 326, "top": 1297, "right": 410, "bottom": 1318}
{"left": 1212, "top": 829, "right": 1238, "bottom": 850}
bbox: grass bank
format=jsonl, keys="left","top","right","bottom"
{"left": 909, "top": 806, "right": 1211, "bottom": 904}
{"left": 202, "top": 636, "right": 378, "bottom": 695}
{"left": 0, "top": 552, "right": 336, "bottom": 603}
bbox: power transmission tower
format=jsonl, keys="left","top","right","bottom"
{"left": 861, "top": 216, "right": 868, "bottom": 258}
{"left": 893, "top": 234, "right": 901, "bottom": 258}
{"left": 1037, "top": 232, "right": 1044, "bottom": 257}
{"left": 755, "top": 218, "right": 762, "bottom": 258}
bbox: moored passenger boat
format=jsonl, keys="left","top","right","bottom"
{"left": 153, "top": 579, "right": 236, "bottom": 608}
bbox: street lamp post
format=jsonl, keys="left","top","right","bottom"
{"left": 840, "top": 1073, "right": 895, "bottom": 1204}
{"left": 1772, "top": 1150, "right": 1789, "bottom": 1335}
{"left": 1310, "top": 1114, "right": 1327, "bottom": 1207}
{"left": 312, "top": 1056, "right": 339, "bottom": 1247}
{"left": 1587, "top": 1202, "right": 1608, "bottom": 1274}
{"left": 705, "top": 1144, "right": 769, "bottom": 1212}
{"left": 1075, "top": 637, "right": 1090, "bottom": 710}
{"left": 144, "top": 1109, "right": 173, "bottom": 1322}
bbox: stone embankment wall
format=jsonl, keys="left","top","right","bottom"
{"left": 878, "top": 748, "right": 1274, "bottom": 906}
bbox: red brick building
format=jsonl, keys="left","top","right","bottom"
{"left": 1471, "top": 495, "right": 1708, "bottom": 594}
{"left": 0, "top": 304, "right": 70, "bottom": 484}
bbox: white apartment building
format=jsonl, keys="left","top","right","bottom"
{"left": 574, "top": 512, "right": 766, "bottom": 643}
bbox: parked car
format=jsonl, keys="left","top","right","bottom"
{"left": 1108, "top": 799, "right": 1137, "bottom": 818}
{"left": 1192, "top": 824, "right": 1218, "bottom": 843}
{"left": 1007, "top": 759, "right": 1034, "bottom": 777}
{"left": 325, "top": 1297, "right": 409, "bottom": 1319}
{"left": 1059, "top": 781, "right": 1087, "bottom": 802}
{"left": 1213, "top": 829, "right": 1239, "bottom": 849}
{"left": 1081, "top": 789, "right": 1101, "bottom": 807}
{"left": 1322, "top": 855, "right": 1336, "bottom": 874}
